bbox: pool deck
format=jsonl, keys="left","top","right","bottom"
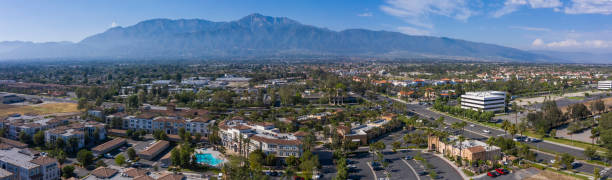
{"left": 195, "top": 148, "right": 226, "bottom": 165}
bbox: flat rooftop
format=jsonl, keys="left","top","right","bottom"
{"left": 0, "top": 148, "right": 37, "bottom": 169}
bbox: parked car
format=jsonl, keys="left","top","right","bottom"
{"left": 571, "top": 162, "right": 581, "bottom": 168}
{"left": 160, "top": 163, "right": 168, "bottom": 168}
{"left": 483, "top": 130, "right": 491, "bottom": 133}
{"left": 487, "top": 171, "right": 499, "bottom": 177}
{"left": 404, "top": 155, "right": 413, "bottom": 160}
{"left": 417, "top": 171, "right": 428, "bottom": 176}
{"left": 470, "top": 124, "right": 475, "bottom": 127}
{"left": 104, "top": 153, "right": 113, "bottom": 159}
{"left": 495, "top": 168, "right": 507, "bottom": 175}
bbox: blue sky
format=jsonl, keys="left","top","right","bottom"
{"left": 1, "top": 0, "right": 611, "bottom": 52}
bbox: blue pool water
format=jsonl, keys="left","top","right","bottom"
{"left": 195, "top": 153, "right": 223, "bottom": 166}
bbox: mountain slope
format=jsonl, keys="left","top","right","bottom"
{"left": 0, "top": 13, "right": 551, "bottom": 62}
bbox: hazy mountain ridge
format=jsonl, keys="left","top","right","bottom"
{"left": 0, "top": 13, "right": 566, "bottom": 62}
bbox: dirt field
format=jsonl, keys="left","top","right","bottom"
{"left": 0, "top": 102, "right": 79, "bottom": 117}
{"left": 516, "top": 90, "right": 606, "bottom": 106}
{"left": 524, "top": 170, "right": 580, "bottom": 180}
{"left": 560, "top": 96, "right": 612, "bottom": 113}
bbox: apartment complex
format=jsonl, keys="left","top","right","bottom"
{"left": 0, "top": 146, "right": 60, "bottom": 180}
{"left": 460, "top": 91, "right": 507, "bottom": 112}
{"left": 0, "top": 115, "right": 67, "bottom": 140}
{"left": 598, "top": 80, "right": 612, "bottom": 90}
{"left": 428, "top": 136, "right": 501, "bottom": 163}
{"left": 219, "top": 117, "right": 303, "bottom": 158}
{"left": 107, "top": 106, "right": 213, "bottom": 137}
{"left": 45, "top": 121, "right": 107, "bottom": 149}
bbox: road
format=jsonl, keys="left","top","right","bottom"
{"left": 355, "top": 92, "right": 606, "bottom": 176}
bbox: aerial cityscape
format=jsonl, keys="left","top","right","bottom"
{"left": 0, "top": 1, "right": 611, "bottom": 180}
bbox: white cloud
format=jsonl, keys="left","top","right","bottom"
{"left": 110, "top": 22, "right": 118, "bottom": 28}
{"left": 527, "top": 0, "right": 563, "bottom": 8}
{"left": 546, "top": 39, "right": 580, "bottom": 47}
{"left": 397, "top": 26, "right": 431, "bottom": 35}
{"left": 532, "top": 38, "right": 544, "bottom": 46}
{"left": 357, "top": 12, "right": 373, "bottom": 17}
{"left": 510, "top": 26, "right": 551, "bottom": 32}
{"left": 494, "top": 0, "right": 562, "bottom": 17}
{"left": 532, "top": 38, "right": 611, "bottom": 48}
{"left": 564, "top": 0, "right": 612, "bottom": 15}
{"left": 380, "top": 0, "right": 473, "bottom": 28}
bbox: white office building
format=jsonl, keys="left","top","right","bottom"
{"left": 598, "top": 81, "right": 612, "bottom": 90}
{"left": 460, "top": 91, "right": 507, "bottom": 112}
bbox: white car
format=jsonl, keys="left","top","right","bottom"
{"left": 470, "top": 124, "right": 475, "bottom": 127}
{"left": 550, "top": 159, "right": 556, "bottom": 164}
{"left": 483, "top": 130, "right": 491, "bottom": 133}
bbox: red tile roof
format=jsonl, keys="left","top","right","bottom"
{"left": 90, "top": 167, "right": 118, "bottom": 179}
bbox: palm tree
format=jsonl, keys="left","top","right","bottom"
{"left": 591, "top": 127, "right": 599, "bottom": 146}
{"left": 518, "top": 121, "right": 527, "bottom": 137}
{"left": 486, "top": 136, "right": 495, "bottom": 147}
{"left": 283, "top": 167, "right": 295, "bottom": 180}
{"left": 457, "top": 135, "right": 466, "bottom": 165}
{"left": 501, "top": 120, "right": 511, "bottom": 135}
{"left": 509, "top": 124, "right": 518, "bottom": 138}
{"left": 512, "top": 102, "right": 519, "bottom": 124}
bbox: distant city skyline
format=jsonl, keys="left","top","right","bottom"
{"left": 1, "top": 0, "right": 611, "bottom": 53}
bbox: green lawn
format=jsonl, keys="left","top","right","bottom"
{"left": 567, "top": 96, "right": 585, "bottom": 100}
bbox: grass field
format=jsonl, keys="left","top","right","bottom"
{"left": 0, "top": 103, "right": 79, "bottom": 117}
{"left": 566, "top": 96, "right": 585, "bottom": 100}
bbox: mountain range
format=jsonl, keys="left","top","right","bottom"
{"left": 0, "top": 13, "right": 606, "bottom": 63}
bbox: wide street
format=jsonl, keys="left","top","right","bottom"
{"left": 354, "top": 92, "right": 608, "bottom": 177}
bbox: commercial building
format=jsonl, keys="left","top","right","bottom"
{"left": 336, "top": 116, "right": 402, "bottom": 145}
{"left": 92, "top": 138, "right": 127, "bottom": 157}
{"left": 598, "top": 80, "right": 612, "bottom": 90}
{"left": 0, "top": 147, "right": 60, "bottom": 180}
{"left": 460, "top": 91, "right": 507, "bottom": 112}
{"left": 428, "top": 136, "right": 501, "bottom": 163}
{"left": 219, "top": 117, "right": 303, "bottom": 158}
{"left": 137, "top": 140, "right": 170, "bottom": 160}
{"left": 1, "top": 94, "right": 25, "bottom": 104}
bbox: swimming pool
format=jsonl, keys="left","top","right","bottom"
{"left": 195, "top": 153, "right": 223, "bottom": 166}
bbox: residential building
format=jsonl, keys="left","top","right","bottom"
{"left": 0, "top": 168, "right": 14, "bottom": 180}
{"left": 116, "top": 107, "right": 213, "bottom": 137}
{"left": 428, "top": 136, "right": 501, "bottom": 163}
{"left": 0, "top": 147, "right": 60, "bottom": 180}
{"left": 0, "top": 115, "right": 67, "bottom": 140}
{"left": 598, "top": 80, "right": 612, "bottom": 90}
{"left": 219, "top": 117, "right": 303, "bottom": 158}
{"left": 460, "top": 91, "right": 507, "bottom": 112}
{"left": 88, "top": 167, "right": 118, "bottom": 179}
{"left": 45, "top": 121, "right": 107, "bottom": 149}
